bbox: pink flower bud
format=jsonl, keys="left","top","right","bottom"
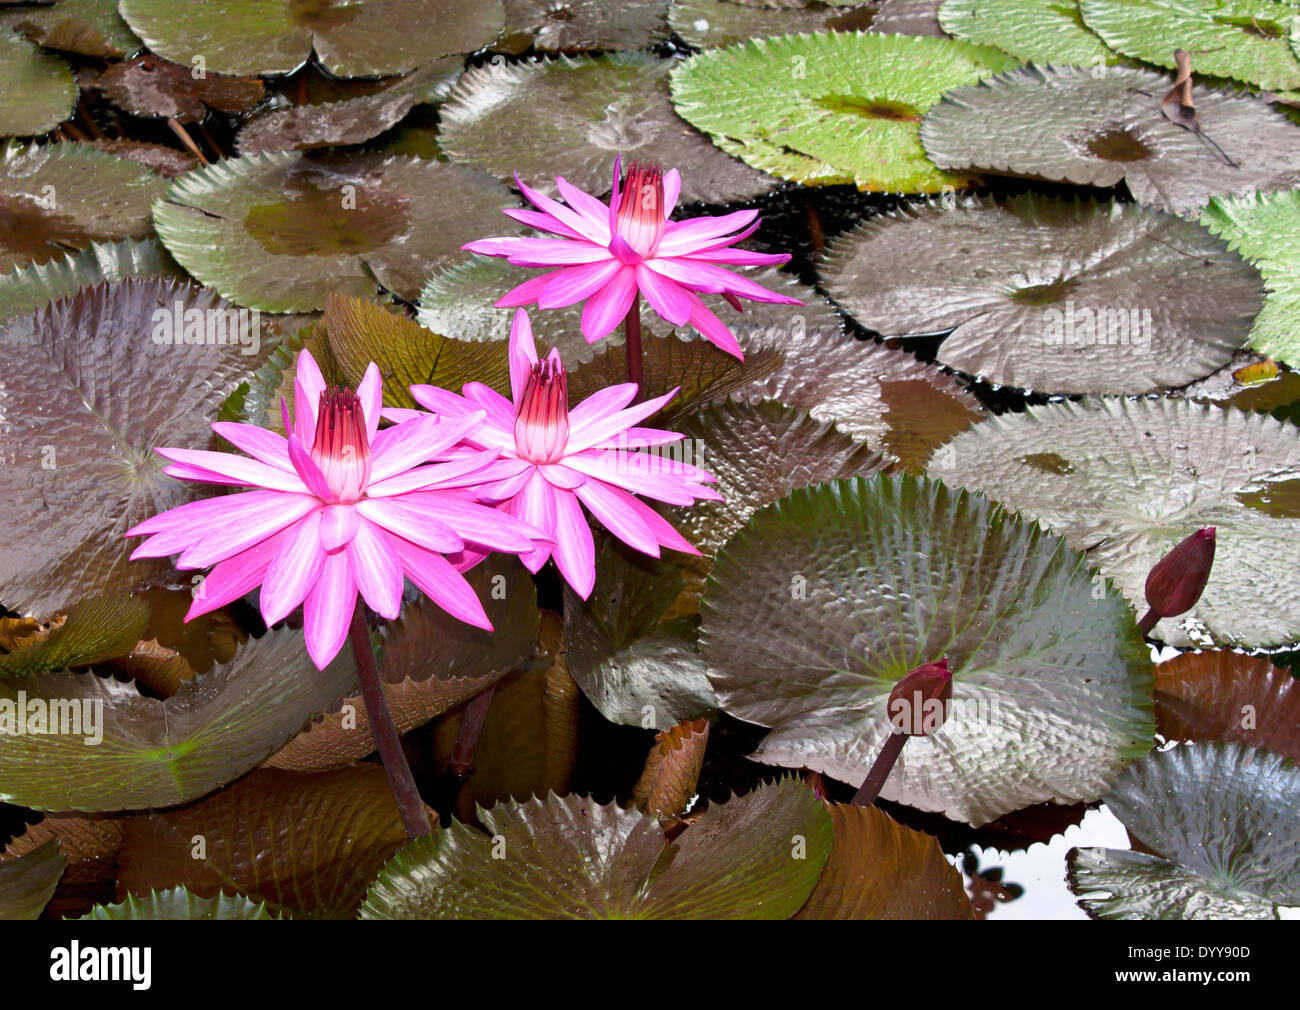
{"left": 1144, "top": 527, "right": 1216, "bottom": 619}
{"left": 887, "top": 658, "right": 953, "bottom": 737}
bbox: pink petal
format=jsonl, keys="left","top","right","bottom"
{"left": 177, "top": 492, "right": 320, "bottom": 570}
{"left": 302, "top": 551, "right": 355, "bottom": 669}
{"left": 357, "top": 363, "right": 383, "bottom": 443}
{"left": 536, "top": 259, "right": 625, "bottom": 311}
{"left": 348, "top": 517, "right": 404, "bottom": 619}
{"left": 636, "top": 264, "right": 693, "bottom": 326}
{"left": 540, "top": 463, "right": 585, "bottom": 489}
{"left": 554, "top": 175, "right": 615, "bottom": 237}
{"left": 370, "top": 413, "right": 469, "bottom": 484}
{"left": 679, "top": 247, "right": 792, "bottom": 267}
{"left": 260, "top": 509, "right": 326, "bottom": 626}
{"left": 413, "top": 493, "right": 547, "bottom": 553}
{"left": 551, "top": 489, "right": 596, "bottom": 598}
{"left": 502, "top": 238, "right": 614, "bottom": 268}
{"left": 501, "top": 206, "right": 586, "bottom": 241}
{"left": 155, "top": 447, "right": 308, "bottom": 493}
{"left": 580, "top": 266, "right": 638, "bottom": 342}
{"left": 564, "top": 387, "right": 679, "bottom": 454}
{"left": 461, "top": 382, "right": 517, "bottom": 431}
{"left": 389, "top": 536, "right": 493, "bottom": 629}
{"left": 573, "top": 479, "right": 660, "bottom": 556}
{"left": 563, "top": 450, "right": 709, "bottom": 506}
{"left": 128, "top": 487, "right": 286, "bottom": 540}
{"left": 287, "top": 433, "right": 334, "bottom": 500}
{"left": 663, "top": 259, "right": 805, "bottom": 305}
{"left": 320, "top": 503, "right": 360, "bottom": 552}
{"left": 687, "top": 293, "right": 744, "bottom": 360}
{"left": 509, "top": 307, "right": 538, "bottom": 405}
{"left": 367, "top": 454, "right": 526, "bottom": 497}
{"left": 185, "top": 526, "right": 292, "bottom": 621}
{"left": 661, "top": 168, "right": 681, "bottom": 220}
{"left": 495, "top": 272, "right": 554, "bottom": 308}
{"left": 357, "top": 496, "right": 464, "bottom": 553}
{"left": 515, "top": 172, "right": 609, "bottom": 245}
{"left": 514, "top": 470, "right": 559, "bottom": 551}
{"left": 564, "top": 382, "right": 638, "bottom": 436}
{"left": 209, "top": 422, "right": 293, "bottom": 471}
{"left": 293, "top": 349, "right": 326, "bottom": 441}
{"left": 657, "top": 210, "right": 760, "bottom": 255}
{"left": 589, "top": 426, "right": 685, "bottom": 449}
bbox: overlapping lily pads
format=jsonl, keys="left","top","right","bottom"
{"left": 668, "top": 0, "right": 878, "bottom": 50}
{"left": 0, "top": 593, "right": 148, "bottom": 679}
{"left": 440, "top": 52, "right": 773, "bottom": 203}
{"left": 1, "top": 0, "right": 140, "bottom": 58}
{"left": 361, "top": 779, "right": 832, "bottom": 919}
{"left": 921, "top": 65, "right": 1300, "bottom": 217}
{"left": 83, "top": 887, "right": 272, "bottom": 920}
{"left": 118, "top": 0, "right": 504, "bottom": 77}
{"left": 0, "top": 29, "right": 75, "bottom": 137}
{"left": 821, "top": 194, "right": 1262, "bottom": 393}
{"left": 669, "top": 31, "right": 1020, "bottom": 191}
{"left": 497, "top": 0, "right": 668, "bottom": 52}
{"left": 0, "top": 840, "right": 64, "bottom": 920}
{"left": 700, "top": 474, "right": 1154, "bottom": 826}
{"left": 153, "top": 152, "right": 519, "bottom": 312}
{"left": 927, "top": 397, "right": 1300, "bottom": 647}
{"left": 94, "top": 54, "right": 264, "bottom": 123}
{"left": 939, "top": 0, "right": 1118, "bottom": 65}
{"left": 1069, "top": 741, "right": 1300, "bottom": 919}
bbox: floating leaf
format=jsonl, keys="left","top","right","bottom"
{"left": 0, "top": 29, "right": 75, "bottom": 137}
{"left": 868, "top": 0, "right": 944, "bottom": 36}
{"left": 498, "top": 0, "right": 668, "bottom": 52}
{"left": 669, "top": 0, "right": 880, "bottom": 50}
{"left": 1, "top": 0, "right": 140, "bottom": 58}
{"left": 82, "top": 887, "right": 272, "bottom": 920}
{"left": 361, "top": 779, "right": 831, "bottom": 919}
{"left": 701, "top": 474, "right": 1153, "bottom": 826}
{"left": 921, "top": 65, "right": 1300, "bottom": 217}
{"left": 153, "top": 152, "right": 518, "bottom": 312}
{"left": 669, "top": 31, "right": 1019, "bottom": 191}
{"left": 0, "top": 278, "right": 268, "bottom": 617}
{"left": 0, "top": 627, "right": 358, "bottom": 812}
{"left": 795, "top": 804, "right": 974, "bottom": 919}
{"left": 0, "top": 839, "right": 64, "bottom": 920}
{"left": 118, "top": 0, "right": 505, "bottom": 77}
{"left": 1069, "top": 741, "right": 1300, "bottom": 918}
{"left": 1078, "top": 0, "right": 1300, "bottom": 91}
{"left": 821, "top": 195, "right": 1261, "bottom": 394}
{"left": 440, "top": 51, "right": 774, "bottom": 204}
{"left": 2, "top": 815, "right": 123, "bottom": 919}
{"left": 929, "top": 398, "right": 1300, "bottom": 647}
{"left": 95, "top": 53, "right": 265, "bottom": 122}
{"left": 939, "top": 0, "right": 1118, "bottom": 65}
{"left": 86, "top": 139, "right": 198, "bottom": 178}
{"left": 0, "top": 593, "right": 149, "bottom": 679}
{"left": 631, "top": 717, "right": 709, "bottom": 817}
{"left": 0, "top": 141, "right": 169, "bottom": 270}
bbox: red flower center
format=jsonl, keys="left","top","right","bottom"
{"left": 515, "top": 357, "right": 570, "bottom": 465}
{"left": 311, "top": 386, "right": 371, "bottom": 502}
{"left": 615, "top": 160, "right": 665, "bottom": 259}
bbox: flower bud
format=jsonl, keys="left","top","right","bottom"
{"left": 1144, "top": 527, "right": 1216, "bottom": 619}
{"left": 887, "top": 658, "right": 953, "bottom": 737}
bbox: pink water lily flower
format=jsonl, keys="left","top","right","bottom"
{"left": 462, "top": 156, "right": 802, "bottom": 359}
{"left": 389, "top": 310, "right": 721, "bottom": 598}
{"left": 126, "top": 350, "right": 546, "bottom": 669}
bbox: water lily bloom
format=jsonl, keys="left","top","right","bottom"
{"left": 390, "top": 309, "right": 721, "bottom": 598}
{"left": 462, "top": 156, "right": 803, "bottom": 359}
{"left": 126, "top": 350, "right": 545, "bottom": 669}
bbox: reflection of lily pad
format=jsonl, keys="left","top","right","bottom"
{"left": 1, "top": 0, "right": 140, "bottom": 58}
{"left": 0, "top": 840, "right": 64, "bottom": 920}
{"left": 669, "top": 31, "right": 1019, "bottom": 191}
{"left": 83, "top": 887, "right": 272, "bottom": 920}
{"left": 939, "top": 0, "right": 1118, "bottom": 65}
{"left": 822, "top": 195, "right": 1261, "bottom": 393}
{"left": 0, "top": 141, "right": 169, "bottom": 270}
{"left": 440, "top": 52, "right": 774, "bottom": 203}
{"left": 1070, "top": 741, "right": 1300, "bottom": 919}
{"left": 498, "top": 0, "right": 668, "bottom": 52}
{"left": 0, "top": 593, "right": 148, "bottom": 679}
{"left": 0, "top": 29, "right": 76, "bottom": 137}
{"left": 921, "top": 65, "right": 1300, "bottom": 217}
{"left": 1078, "top": 0, "right": 1300, "bottom": 90}
{"left": 362, "top": 779, "right": 832, "bottom": 919}
{"left": 95, "top": 54, "right": 265, "bottom": 122}
{"left": 701, "top": 474, "right": 1154, "bottom": 826}
{"left": 118, "top": 0, "right": 505, "bottom": 77}
{"left": 153, "top": 152, "right": 519, "bottom": 311}
{"left": 0, "top": 279, "right": 268, "bottom": 616}
{"left": 669, "top": 0, "right": 880, "bottom": 50}
{"left": 928, "top": 398, "right": 1300, "bottom": 647}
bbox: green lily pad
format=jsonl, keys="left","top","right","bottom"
{"left": 497, "top": 0, "right": 669, "bottom": 52}
{"left": 82, "top": 887, "right": 272, "bottom": 920}
{"left": 361, "top": 779, "right": 832, "bottom": 919}
{"left": 440, "top": 51, "right": 774, "bottom": 204}
{"left": 95, "top": 53, "right": 265, "bottom": 122}
{"left": 921, "top": 65, "right": 1300, "bottom": 217}
{"left": 701, "top": 474, "right": 1154, "bottom": 826}
{"left": 669, "top": 31, "right": 1019, "bottom": 192}
{"left": 0, "top": 29, "right": 76, "bottom": 137}
{"left": 118, "top": 0, "right": 505, "bottom": 77}
{"left": 0, "top": 593, "right": 149, "bottom": 679}
{"left": 153, "top": 152, "right": 519, "bottom": 312}
{"left": 668, "top": 0, "right": 882, "bottom": 50}
{"left": 939, "top": 0, "right": 1119, "bottom": 65}
{"left": 1069, "top": 741, "right": 1300, "bottom": 918}
{"left": 0, "top": 141, "right": 169, "bottom": 270}
{"left": 0, "top": 278, "right": 268, "bottom": 617}
{"left": 821, "top": 194, "right": 1261, "bottom": 394}
{"left": 0, "top": 627, "right": 358, "bottom": 812}
{"left": 927, "top": 397, "right": 1300, "bottom": 648}
{"left": 1202, "top": 187, "right": 1300, "bottom": 366}
{"left": 0, "top": 839, "right": 64, "bottom": 920}
{"left": 1078, "top": 0, "right": 1300, "bottom": 91}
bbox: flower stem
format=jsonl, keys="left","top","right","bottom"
{"left": 1137, "top": 607, "right": 1160, "bottom": 637}
{"left": 850, "top": 733, "right": 908, "bottom": 807}
{"left": 348, "top": 601, "right": 432, "bottom": 839}
{"left": 624, "top": 290, "right": 643, "bottom": 395}
{"left": 450, "top": 683, "right": 497, "bottom": 781}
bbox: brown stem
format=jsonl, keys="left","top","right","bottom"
{"left": 450, "top": 683, "right": 497, "bottom": 781}
{"left": 348, "top": 601, "right": 432, "bottom": 839}
{"left": 624, "top": 290, "right": 643, "bottom": 397}
{"left": 803, "top": 197, "right": 825, "bottom": 256}
{"left": 166, "top": 117, "right": 208, "bottom": 165}
{"left": 850, "top": 732, "right": 908, "bottom": 807}
{"left": 1137, "top": 607, "right": 1160, "bottom": 637}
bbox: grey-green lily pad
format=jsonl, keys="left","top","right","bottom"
{"left": 0, "top": 141, "right": 169, "bottom": 270}
{"left": 1202, "top": 187, "right": 1300, "bottom": 366}
{"left": 497, "top": 0, "right": 668, "bottom": 52}
{"left": 81, "top": 886, "right": 272, "bottom": 920}
{"left": 0, "top": 839, "right": 64, "bottom": 920}
{"left": 361, "top": 779, "right": 832, "bottom": 919}
{"left": 1069, "top": 741, "right": 1300, "bottom": 919}
{"left": 1, "top": 0, "right": 140, "bottom": 58}
{"left": 1078, "top": 0, "right": 1300, "bottom": 91}
{"left": 867, "top": 0, "right": 944, "bottom": 36}
{"left": 118, "top": 0, "right": 505, "bottom": 77}
{"left": 921, "top": 65, "right": 1300, "bottom": 217}
{"left": 0, "top": 236, "right": 182, "bottom": 326}
{"left": 237, "top": 59, "right": 462, "bottom": 156}
{"left": 700, "top": 474, "right": 1154, "bottom": 826}
{"left": 939, "top": 0, "right": 1118, "bottom": 65}
{"left": 153, "top": 152, "right": 519, "bottom": 312}
{"left": 440, "top": 51, "right": 774, "bottom": 204}
{"left": 0, "top": 593, "right": 149, "bottom": 679}
{"left": 820, "top": 194, "right": 1261, "bottom": 394}
{"left": 668, "top": 0, "right": 882, "bottom": 50}
{"left": 0, "top": 627, "right": 358, "bottom": 812}
{"left": 669, "top": 30, "right": 1020, "bottom": 191}
{"left": 0, "top": 29, "right": 75, "bottom": 137}
{"left": 95, "top": 53, "right": 265, "bottom": 122}
{"left": 0, "top": 278, "right": 268, "bottom": 617}
{"left": 927, "top": 397, "right": 1300, "bottom": 648}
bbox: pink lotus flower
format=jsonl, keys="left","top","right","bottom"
{"left": 126, "top": 350, "right": 545, "bottom": 669}
{"left": 388, "top": 310, "right": 721, "bottom": 598}
{"left": 462, "top": 156, "right": 802, "bottom": 359}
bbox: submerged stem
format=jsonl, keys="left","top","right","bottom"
{"left": 624, "top": 290, "right": 643, "bottom": 396}
{"left": 450, "top": 683, "right": 498, "bottom": 781}
{"left": 851, "top": 733, "right": 908, "bottom": 807}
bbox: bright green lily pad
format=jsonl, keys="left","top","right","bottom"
{"left": 669, "top": 31, "right": 1020, "bottom": 192}
{"left": 1, "top": 0, "right": 140, "bottom": 58}
{"left": 700, "top": 474, "right": 1154, "bottom": 826}
{"left": 0, "top": 593, "right": 149, "bottom": 679}
{"left": 0, "top": 839, "right": 64, "bottom": 920}
{"left": 82, "top": 887, "right": 272, "bottom": 920}
{"left": 939, "top": 0, "right": 1119, "bottom": 65}
{"left": 361, "top": 779, "right": 832, "bottom": 919}
{"left": 0, "top": 29, "right": 76, "bottom": 137}
{"left": 927, "top": 397, "right": 1300, "bottom": 648}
